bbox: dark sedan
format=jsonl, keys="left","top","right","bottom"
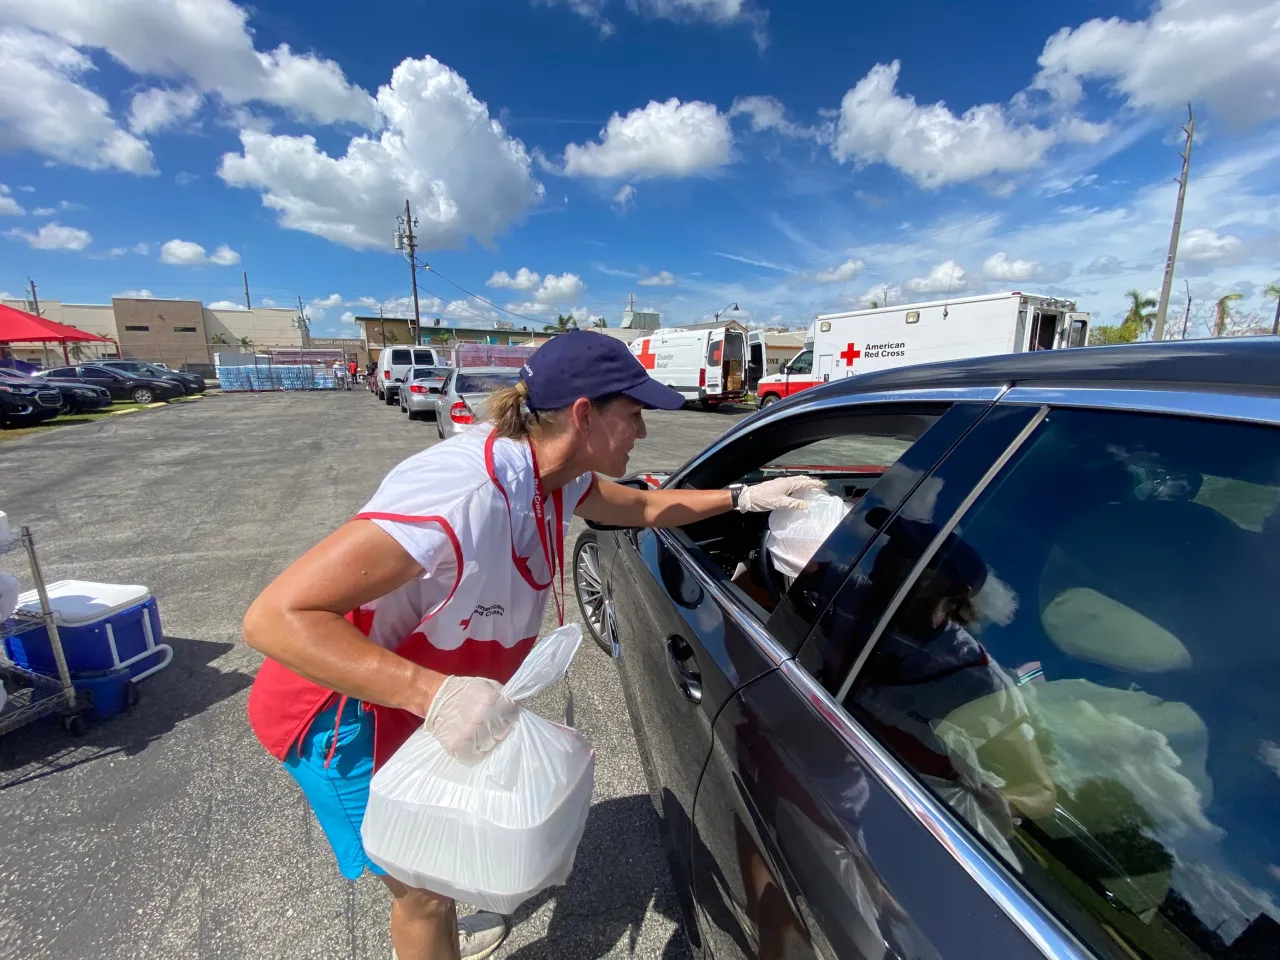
{"left": 0, "top": 368, "right": 112, "bottom": 413}
{"left": 37, "top": 364, "right": 184, "bottom": 404}
{"left": 92, "top": 359, "right": 206, "bottom": 394}
{"left": 574, "top": 339, "right": 1280, "bottom": 960}
{"left": 0, "top": 368, "right": 61, "bottom": 426}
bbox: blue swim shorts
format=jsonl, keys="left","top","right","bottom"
{"left": 282, "top": 698, "right": 386, "bottom": 880}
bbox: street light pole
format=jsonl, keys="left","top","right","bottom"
{"left": 714, "top": 303, "right": 739, "bottom": 322}
{"left": 1153, "top": 105, "right": 1195, "bottom": 341}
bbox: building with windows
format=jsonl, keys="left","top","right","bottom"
{"left": 0, "top": 296, "right": 302, "bottom": 372}
{"left": 353, "top": 316, "right": 550, "bottom": 363}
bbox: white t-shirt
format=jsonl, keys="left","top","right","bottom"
{"left": 354, "top": 427, "right": 595, "bottom": 679}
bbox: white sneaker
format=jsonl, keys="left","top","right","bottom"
{"left": 389, "top": 911, "right": 508, "bottom": 960}
{"left": 458, "top": 911, "right": 509, "bottom": 959}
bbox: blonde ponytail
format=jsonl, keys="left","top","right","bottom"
{"left": 487, "top": 380, "right": 537, "bottom": 440}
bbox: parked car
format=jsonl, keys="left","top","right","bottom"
{"left": 92, "top": 359, "right": 206, "bottom": 394}
{"left": 0, "top": 368, "right": 111, "bottom": 414}
{"left": 0, "top": 368, "right": 62, "bottom": 427}
{"left": 37, "top": 364, "right": 184, "bottom": 404}
{"left": 434, "top": 366, "right": 521, "bottom": 440}
{"left": 398, "top": 366, "right": 449, "bottom": 420}
{"left": 573, "top": 339, "right": 1280, "bottom": 960}
{"left": 376, "top": 346, "right": 449, "bottom": 404}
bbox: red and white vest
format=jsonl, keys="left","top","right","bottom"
{"left": 247, "top": 427, "right": 596, "bottom": 770}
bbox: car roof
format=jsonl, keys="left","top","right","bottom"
{"left": 779, "top": 338, "right": 1280, "bottom": 412}
{"left": 454, "top": 366, "right": 522, "bottom": 376}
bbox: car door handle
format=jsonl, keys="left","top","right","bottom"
{"left": 665, "top": 635, "right": 702, "bottom": 704}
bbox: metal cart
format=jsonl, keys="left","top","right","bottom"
{"left": 0, "top": 527, "right": 90, "bottom": 736}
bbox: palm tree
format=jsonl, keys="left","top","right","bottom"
{"left": 210, "top": 332, "right": 230, "bottom": 346}
{"left": 236, "top": 335, "right": 254, "bottom": 351}
{"left": 1214, "top": 293, "right": 1243, "bottom": 337}
{"left": 1265, "top": 282, "right": 1280, "bottom": 336}
{"left": 543, "top": 313, "right": 578, "bottom": 333}
{"left": 1122, "top": 289, "right": 1158, "bottom": 338}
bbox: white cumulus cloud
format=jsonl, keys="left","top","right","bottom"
{"left": 218, "top": 56, "right": 542, "bottom": 250}
{"left": 563, "top": 98, "right": 733, "bottom": 179}
{"left": 541, "top": 0, "right": 767, "bottom": 46}
{"left": 113, "top": 288, "right": 154, "bottom": 298}
{"left": 0, "top": 184, "right": 22, "bottom": 216}
{"left": 906, "top": 260, "right": 968, "bottom": 294}
{"left": 981, "top": 252, "right": 1072, "bottom": 283}
{"left": 127, "top": 87, "right": 202, "bottom": 135}
{"left": 487, "top": 267, "right": 542, "bottom": 291}
{"left": 207, "top": 299, "right": 245, "bottom": 310}
{"left": 730, "top": 94, "right": 823, "bottom": 140}
{"left": 5, "top": 220, "right": 91, "bottom": 250}
{"left": 0, "top": 27, "right": 154, "bottom": 174}
{"left": 638, "top": 270, "right": 676, "bottom": 286}
{"left": 1034, "top": 0, "right": 1280, "bottom": 126}
{"left": 159, "top": 238, "right": 240, "bottom": 265}
{"left": 534, "top": 272, "right": 585, "bottom": 303}
{"left": 811, "top": 258, "right": 867, "bottom": 284}
{"left": 1083, "top": 254, "right": 1124, "bottom": 275}
{"left": 613, "top": 183, "right": 637, "bottom": 207}
{"left": 0, "top": 0, "right": 376, "bottom": 127}
{"left": 1180, "top": 228, "right": 1245, "bottom": 266}
{"left": 832, "top": 60, "right": 1062, "bottom": 187}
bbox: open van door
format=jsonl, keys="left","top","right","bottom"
{"left": 1067, "top": 313, "right": 1090, "bottom": 347}
{"left": 747, "top": 332, "right": 764, "bottom": 391}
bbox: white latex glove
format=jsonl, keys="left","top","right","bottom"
{"left": 425, "top": 676, "right": 520, "bottom": 764}
{"left": 738, "top": 475, "right": 827, "bottom": 513}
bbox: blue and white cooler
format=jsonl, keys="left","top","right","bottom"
{"left": 4, "top": 580, "right": 172, "bottom": 682}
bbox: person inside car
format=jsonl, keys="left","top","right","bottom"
{"left": 243, "top": 331, "right": 822, "bottom": 960}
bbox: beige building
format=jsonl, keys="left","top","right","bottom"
{"left": 1, "top": 296, "right": 302, "bottom": 371}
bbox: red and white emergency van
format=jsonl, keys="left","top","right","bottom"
{"left": 754, "top": 292, "right": 1089, "bottom": 408}
{"left": 629, "top": 323, "right": 749, "bottom": 408}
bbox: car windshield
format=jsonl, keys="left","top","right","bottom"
{"left": 456, "top": 372, "right": 519, "bottom": 393}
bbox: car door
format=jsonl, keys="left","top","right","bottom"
{"left": 707, "top": 336, "right": 725, "bottom": 396}
{"left": 77, "top": 366, "right": 121, "bottom": 398}
{"left": 685, "top": 397, "right": 1045, "bottom": 959}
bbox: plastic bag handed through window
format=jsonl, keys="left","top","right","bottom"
{"left": 362, "top": 624, "right": 595, "bottom": 914}
{"left": 766, "top": 489, "right": 853, "bottom": 580}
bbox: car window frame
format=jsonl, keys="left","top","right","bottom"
{"left": 813, "top": 385, "right": 1280, "bottom": 960}
{"left": 658, "top": 387, "right": 1005, "bottom": 651}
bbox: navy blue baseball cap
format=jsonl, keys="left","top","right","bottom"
{"left": 520, "top": 330, "right": 685, "bottom": 412}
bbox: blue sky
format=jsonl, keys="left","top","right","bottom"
{"left": 2, "top": 0, "right": 1279, "bottom": 338}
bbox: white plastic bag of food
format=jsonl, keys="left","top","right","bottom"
{"left": 362, "top": 624, "right": 595, "bottom": 913}
{"left": 765, "top": 489, "right": 852, "bottom": 579}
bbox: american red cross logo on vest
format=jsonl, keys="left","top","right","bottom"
{"left": 840, "top": 342, "right": 862, "bottom": 366}
{"left": 636, "top": 339, "right": 656, "bottom": 370}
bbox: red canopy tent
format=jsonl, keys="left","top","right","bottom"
{"left": 0, "top": 303, "right": 114, "bottom": 364}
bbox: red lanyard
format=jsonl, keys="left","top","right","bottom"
{"left": 527, "top": 441, "right": 565, "bottom": 626}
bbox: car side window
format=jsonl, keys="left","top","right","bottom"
{"left": 788, "top": 350, "right": 813, "bottom": 375}
{"left": 48, "top": 367, "right": 77, "bottom": 377}
{"left": 842, "top": 407, "right": 1280, "bottom": 960}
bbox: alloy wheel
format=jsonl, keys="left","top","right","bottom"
{"left": 573, "top": 532, "right": 609, "bottom": 653}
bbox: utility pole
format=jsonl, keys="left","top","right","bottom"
{"left": 296, "top": 295, "right": 311, "bottom": 348}
{"left": 395, "top": 200, "right": 421, "bottom": 346}
{"left": 27, "top": 277, "right": 41, "bottom": 316}
{"left": 378, "top": 306, "right": 387, "bottom": 355}
{"left": 1181, "top": 280, "right": 1192, "bottom": 341}
{"left": 1153, "top": 105, "right": 1195, "bottom": 341}
{"left": 243, "top": 271, "right": 252, "bottom": 311}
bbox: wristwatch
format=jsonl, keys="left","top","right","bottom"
{"left": 729, "top": 484, "right": 745, "bottom": 512}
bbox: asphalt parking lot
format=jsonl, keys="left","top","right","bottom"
{"left": 0, "top": 390, "right": 749, "bottom": 960}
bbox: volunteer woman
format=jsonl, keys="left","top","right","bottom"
{"left": 243, "top": 331, "right": 821, "bottom": 960}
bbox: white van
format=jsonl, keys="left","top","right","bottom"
{"left": 755, "top": 292, "right": 1090, "bottom": 408}
{"left": 628, "top": 324, "right": 748, "bottom": 408}
{"left": 376, "top": 346, "right": 449, "bottom": 404}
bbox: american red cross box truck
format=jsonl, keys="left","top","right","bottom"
{"left": 629, "top": 323, "right": 749, "bottom": 408}
{"left": 754, "top": 292, "right": 1089, "bottom": 408}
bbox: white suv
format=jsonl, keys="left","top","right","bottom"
{"left": 376, "top": 347, "right": 448, "bottom": 404}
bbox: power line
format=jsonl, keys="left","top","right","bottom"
{"left": 416, "top": 260, "right": 547, "bottom": 323}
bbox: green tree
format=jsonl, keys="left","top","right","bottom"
{"left": 595, "top": 315, "right": 608, "bottom": 328}
{"left": 1122, "top": 289, "right": 1158, "bottom": 338}
{"left": 543, "top": 313, "right": 578, "bottom": 333}
{"left": 236, "top": 336, "right": 254, "bottom": 351}
{"left": 210, "top": 332, "right": 230, "bottom": 346}
{"left": 1214, "top": 293, "right": 1243, "bottom": 337}
{"left": 1264, "top": 282, "right": 1280, "bottom": 336}
{"left": 1089, "top": 323, "right": 1139, "bottom": 346}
